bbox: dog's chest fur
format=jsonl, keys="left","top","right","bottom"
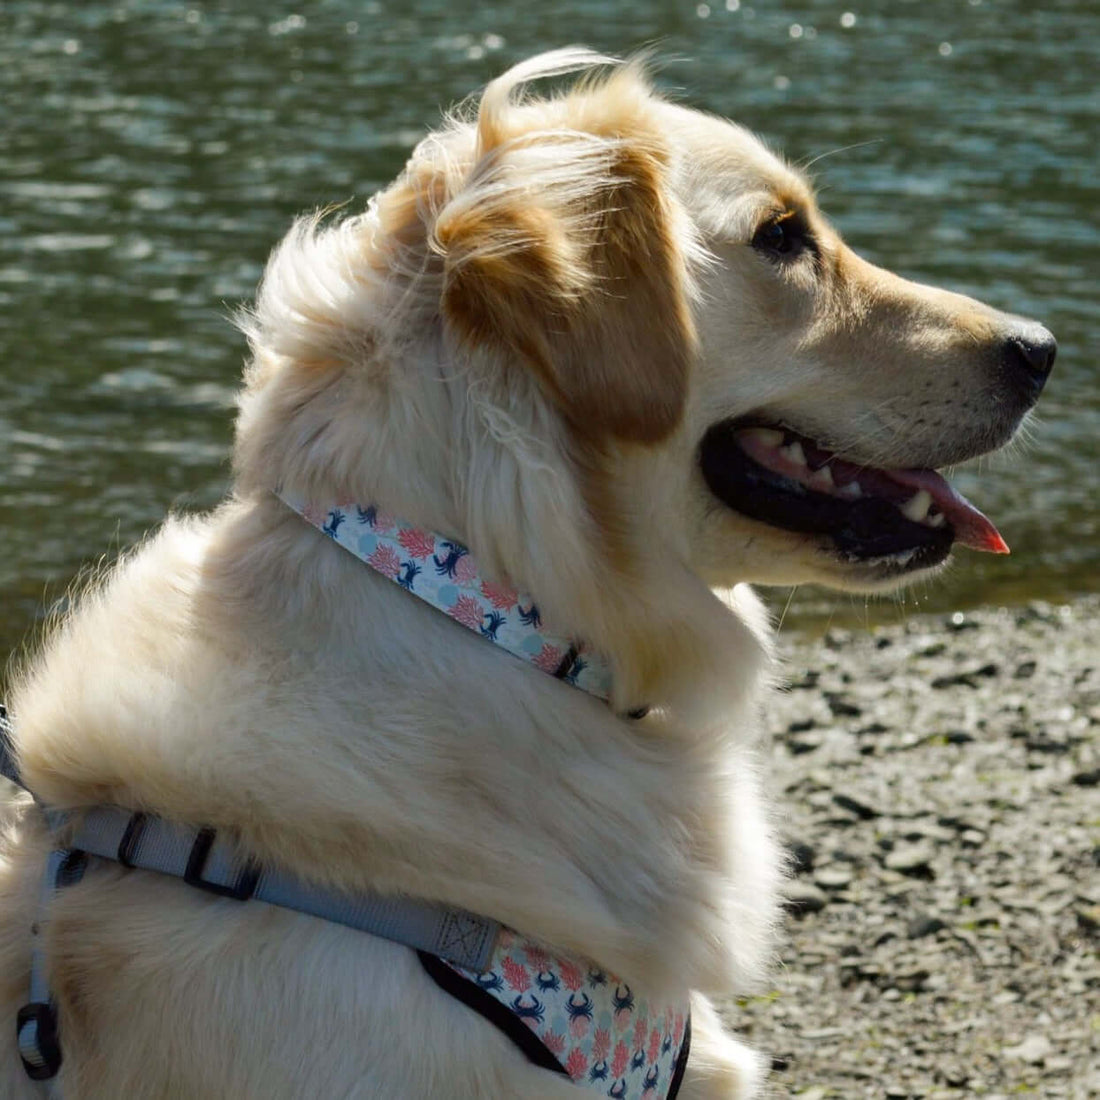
{"left": 11, "top": 498, "right": 781, "bottom": 1000}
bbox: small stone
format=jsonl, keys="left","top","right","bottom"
{"left": 1003, "top": 1034, "right": 1052, "bottom": 1064}
{"left": 814, "top": 864, "right": 854, "bottom": 890}
{"left": 891, "top": 969, "right": 930, "bottom": 993}
{"left": 783, "top": 880, "right": 828, "bottom": 916}
{"left": 825, "top": 694, "right": 862, "bottom": 718}
{"left": 945, "top": 729, "right": 974, "bottom": 744}
{"left": 787, "top": 731, "right": 823, "bottom": 755}
{"left": 831, "top": 793, "right": 879, "bottom": 820}
{"left": 907, "top": 914, "right": 947, "bottom": 940}
{"left": 1075, "top": 905, "right": 1100, "bottom": 933}
{"left": 787, "top": 841, "right": 816, "bottom": 877}
{"left": 884, "top": 844, "right": 935, "bottom": 875}
{"left": 1071, "top": 768, "right": 1100, "bottom": 787}
{"left": 945, "top": 612, "right": 979, "bottom": 631}
{"left": 1014, "top": 660, "right": 1037, "bottom": 679}
{"left": 857, "top": 721, "right": 889, "bottom": 736}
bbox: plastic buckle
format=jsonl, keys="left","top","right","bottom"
{"left": 184, "top": 827, "right": 260, "bottom": 901}
{"left": 16, "top": 1001, "right": 62, "bottom": 1080}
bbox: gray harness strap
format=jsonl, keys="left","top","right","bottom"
{"left": 69, "top": 805, "right": 498, "bottom": 967}
{"left": 0, "top": 706, "right": 500, "bottom": 1093}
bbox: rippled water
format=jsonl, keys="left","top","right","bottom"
{"left": 1, "top": 0, "right": 1096, "bottom": 653}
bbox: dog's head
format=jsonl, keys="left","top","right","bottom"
{"left": 236, "top": 50, "right": 1053, "bottom": 704}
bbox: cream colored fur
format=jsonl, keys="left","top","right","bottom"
{"left": 1, "top": 50, "right": 1041, "bottom": 1098}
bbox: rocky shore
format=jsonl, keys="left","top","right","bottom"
{"left": 730, "top": 596, "right": 1100, "bottom": 1099}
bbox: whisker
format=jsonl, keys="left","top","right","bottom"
{"left": 798, "top": 139, "right": 884, "bottom": 174}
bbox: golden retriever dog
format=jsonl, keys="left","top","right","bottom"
{"left": 0, "top": 49, "right": 1054, "bottom": 1099}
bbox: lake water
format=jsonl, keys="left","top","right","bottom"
{"left": 1, "top": 0, "right": 1097, "bottom": 655}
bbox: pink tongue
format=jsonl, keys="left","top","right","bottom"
{"left": 883, "top": 469, "right": 1009, "bottom": 554}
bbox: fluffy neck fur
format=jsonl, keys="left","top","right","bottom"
{"left": 10, "top": 53, "right": 783, "bottom": 1002}
{"left": 232, "top": 58, "right": 771, "bottom": 721}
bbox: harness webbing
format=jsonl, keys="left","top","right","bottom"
{"left": 0, "top": 500, "right": 653, "bottom": 1094}
{"left": 0, "top": 705, "right": 500, "bottom": 1092}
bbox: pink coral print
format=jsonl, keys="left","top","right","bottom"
{"left": 501, "top": 957, "right": 531, "bottom": 992}
{"left": 302, "top": 504, "right": 324, "bottom": 525}
{"left": 648, "top": 1028, "right": 661, "bottom": 1065}
{"left": 565, "top": 1048, "right": 589, "bottom": 1081}
{"left": 541, "top": 1031, "right": 566, "bottom": 1057}
{"left": 523, "top": 945, "right": 549, "bottom": 972}
{"left": 611, "top": 1041, "right": 629, "bottom": 1079}
{"left": 673, "top": 1014, "right": 685, "bottom": 1046}
{"left": 453, "top": 554, "right": 478, "bottom": 585}
{"left": 569, "top": 1014, "right": 590, "bottom": 1040}
{"left": 532, "top": 643, "right": 565, "bottom": 674}
{"left": 367, "top": 544, "right": 401, "bottom": 578}
{"left": 371, "top": 510, "right": 396, "bottom": 532}
{"left": 397, "top": 527, "right": 435, "bottom": 559}
{"left": 447, "top": 595, "right": 485, "bottom": 631}
{"left": 592, "top": 1028, "right": 611, "bottom": 1061}
{"left": 633, "top": 1015, "right": 648, "bottom": 1051}
{"left": 480, "top": 580, "right": 518, "bottom": 610}
{"left": 559, "top": 960, "right": 584, "bottom": 991}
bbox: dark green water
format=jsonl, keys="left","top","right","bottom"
{"left": 1, "top": 0, "right": 1097, "bottom": 654}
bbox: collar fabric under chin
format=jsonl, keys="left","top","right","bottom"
{"left": 275, "top": 490, "right": 616, "bottom": 702}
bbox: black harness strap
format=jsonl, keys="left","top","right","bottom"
{"left": 417, "top": 951, "right": 571, "bottom": 1078}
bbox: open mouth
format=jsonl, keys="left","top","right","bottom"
{"left": 699, "top": 419, "right": 1008, "bottom": 571}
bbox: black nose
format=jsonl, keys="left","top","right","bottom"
{"left": 1004, "top": 325, "right": 1056, "bottom": 399}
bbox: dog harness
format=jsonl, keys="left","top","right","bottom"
{"left": 3, "top": 496, "right": 689, "bottom": 1099}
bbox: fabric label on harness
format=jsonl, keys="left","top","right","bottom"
{"left": 443, "top": 929, "right": 690, "bottom": 1098}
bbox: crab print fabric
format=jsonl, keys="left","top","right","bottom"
{"left": 278, "top": 494, "right": 614, "bottom": 701}
{"left": 451, "top": 930, "right": 690, "bottom": 1099}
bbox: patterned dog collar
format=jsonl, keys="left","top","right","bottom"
{"left": 276, "top": 492, "right": 615, "bottom": 702}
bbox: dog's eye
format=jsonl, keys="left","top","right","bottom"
{"left": 751, "top": 216, "right": 807, "bottom": 259}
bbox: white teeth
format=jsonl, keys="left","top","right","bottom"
{"left": 837, "top": 481, "right": 863, "bottom": 499}
{"left": 783, "top": 441, "right": 807, "bottom": 466}
{"left": 927, "top": 512, "right": 946, "bottom": 528}
{"left": 740, "top": 427, "right": 784, "bottom": 448}
{"left": 808, "top": 466, "right": 835, "bottom": 490}
{"left": 900, "top": 489, "right": 933, "bottom": 523}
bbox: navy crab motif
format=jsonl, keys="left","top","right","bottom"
{"left": 355, "top": 505, "right": 376, "bottom": 526}
{"left": 510, "top": 994, "right": 545, "bottom": 1024}
{"left": 474, "top": 971, "right": 504, "bottom": 993}
{"left": 630, "top": 1048, "right": 646, "bottom": 1072}
{"left": 608, "top": 1081, "right": 627, "bottom": 1098}
{"left": 589, "top": 1060, "right": 609, "bottom": 1082}
{"left": 642, "top": 1065, "right": 660, "bottom": 1092}
{"left": 566, "top": 992, "right": 594, "bottom": 1023}
{"left": 612, "top": 984, "right": 635, "bottom": 1015}
{"left": 518, "top": 601, "right": 541, "bottom": 628}
{"left": 587, "top": 968, "right": 608, "bottom": 987}
{"left": 322, "top": 509, "right": 345, "bottom": 538}
{"left": 397, "top": 560, "right": 421, "bottom": 590}
{"left": 433, "top": 540, "right": 467, "bottom": 578}
{"left": 535, "top": 970, "right": 560, "bottom": 992}
{"left": 480, "top": 610, "right": 506, "bottom": 641}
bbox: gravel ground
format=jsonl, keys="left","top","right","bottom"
{"left": 729, "top": 597, "right": 1100, "bottom": 1099}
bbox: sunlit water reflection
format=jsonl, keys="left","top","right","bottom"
{"left": 1, "top": 0, "right": 1096, "bottom": 654}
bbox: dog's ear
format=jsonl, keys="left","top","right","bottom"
{"left": 435, "top": 134, "right": 695, "bottom": 445}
